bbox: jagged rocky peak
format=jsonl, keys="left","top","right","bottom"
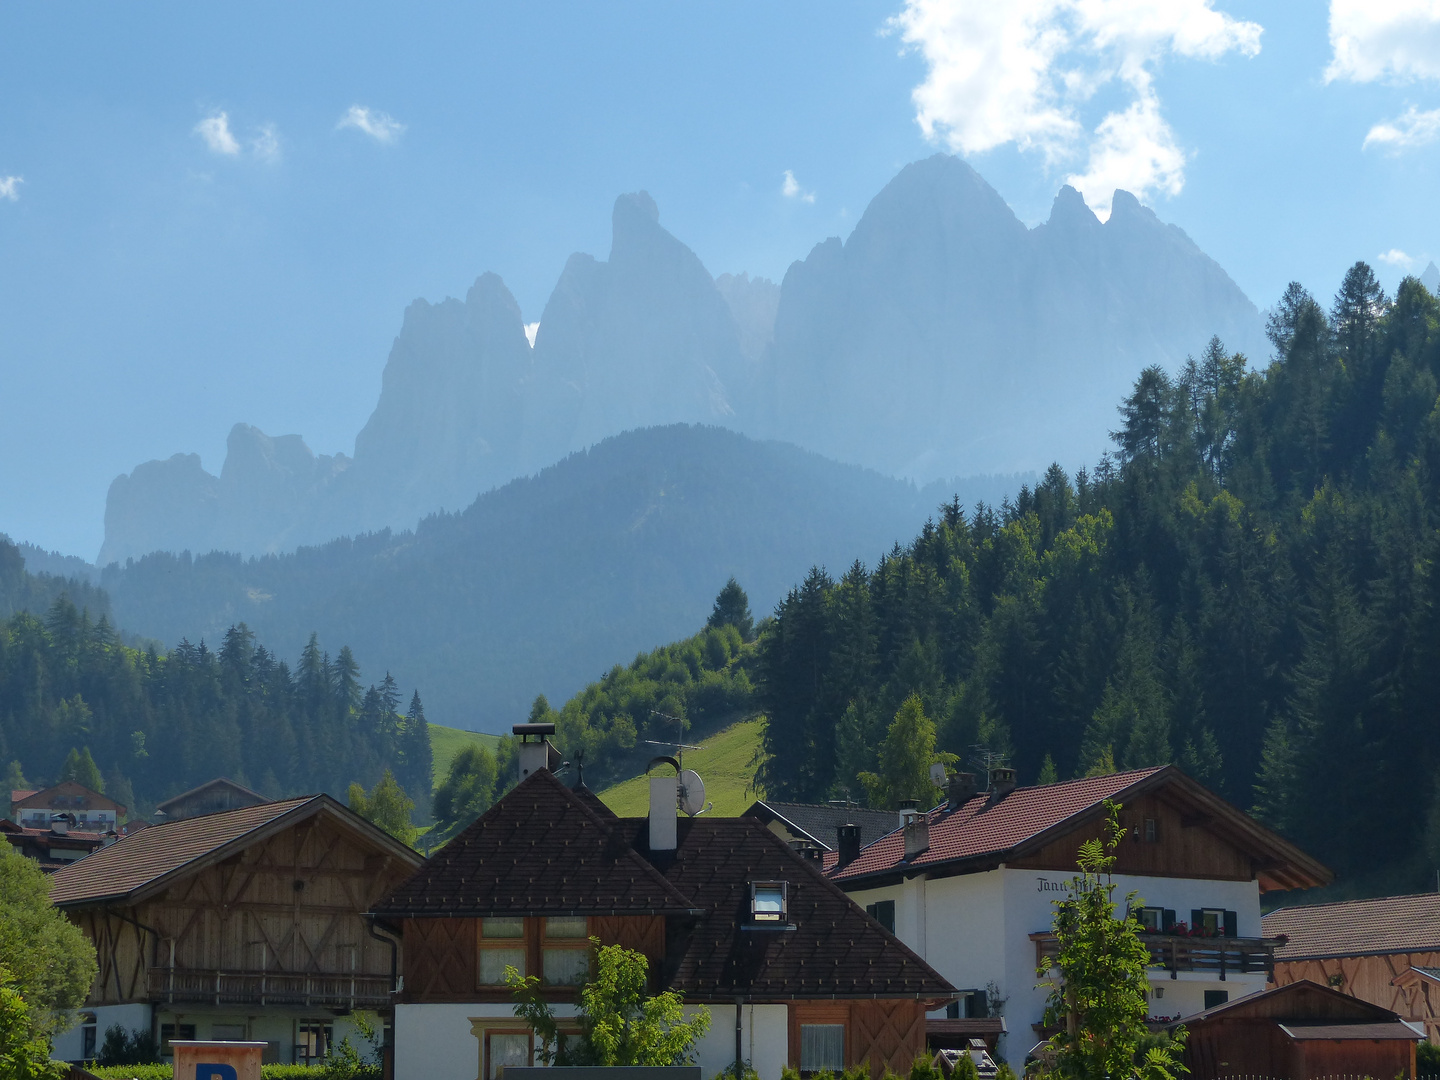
{"left": 1421, "top": 261, "right": 1440, "bottom": 297}
{"left": 1045, "top": 184, "right": 1102, "bottom": 231}
{"left": 714, "top": 272, "right": 780, "bottom": 363}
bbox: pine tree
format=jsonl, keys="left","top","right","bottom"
{"left": 399, "top": 691, "right": 433, "bottom": 819}
{"left": 706, "top": 578, "right": 754, "bottom": 642}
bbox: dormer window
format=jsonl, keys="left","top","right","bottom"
{"left": 751, "top": 881, "right": 788, "bottom": 923}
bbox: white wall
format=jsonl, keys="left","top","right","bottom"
{"left": 688, "top": 1003, "right": 788, "bottom": 1080}
{"left": 849, "top": 867, "right": 1266, "bottom": 1063}
{"left": 52, "top": 1002, "right": 151, "bottom": 1062}
{"left": 395, "top": 1002, "right": 787, "bottom": 1080}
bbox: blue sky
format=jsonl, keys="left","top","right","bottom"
{"left": 1, "top": 0, "right": 1437, "bottom": 559}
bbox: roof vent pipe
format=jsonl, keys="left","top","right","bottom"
{"left": 947, "top": 772, "right": 978, "bottom": 810}
{"left": 897, "top": 799, "right": 919, "bottom": 829}
{"left": 836, "top": 823, "right": 861, "bottom": 867}
{"left": 646, "top": 756, "right": 679, "bottom": 853}
{"left": 987, "top": 767, "right": 1017, "bottom": 803}
{"left": 514, "top": 722, "right": 557, "bottom": 782}
{"left": 904, "top": 814, "right": 930, "bottom": 861}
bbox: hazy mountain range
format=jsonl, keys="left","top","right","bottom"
{"left": 97, "top": 425, "right": 1024, "bottom": 728}
{"left": 99, "top": 154, "right": 1266, "bottom": 566}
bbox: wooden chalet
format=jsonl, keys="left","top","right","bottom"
{"left": 11, "top": 780, "right": 126, "bottom": 830}
{"left": 371, "top": 756, "right": 957, "bottom": 1080}
{"left": 47, "top": 794, "right": 423, "bottom": 1066}
{"left": 3, "top": 814, "right": 113, "bottom": 871}
{"left": 1265, "top": 892, "right": 1440, "bottom": 1042}
{"left": 154, "top": 777, "right": 265, "bottom": 822}
{"left": 1167, "top": 979, "right": 1422, "bottom": 1080}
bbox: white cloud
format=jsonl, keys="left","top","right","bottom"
{"left": 524, "top": 322, "right": 539, "bottom": 348}
{"left": 1326, "top": 0, "right": 1440, "bottom": 84}
{"left": 194, "top": 112, "right": 241, "bottom": 156}
{"left": 251, "top": 124, "right": 281, "bottom": 163}
{"left": 0, "top": 176, "right": 21, "bottom": 202}
{"left": 1363, "top": 104, "right": 1440, "bottom": 149}
{"left": 1379, "top": 248, "right": 1418, "bottom": 267}
{"left": 337, "top": 105, "right": 405, "bottom": 144}
{"left": 889, "top": 0, "right": 1262, "bottom": 215}
{"left": 781, "top": 169, "right": 816, "bottom": 203}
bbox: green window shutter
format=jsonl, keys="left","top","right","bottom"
{"left": 1224, "top": 910, "right": 1237, "bottom": 937}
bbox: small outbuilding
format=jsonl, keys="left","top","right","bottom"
{"left": 1169, "top": 979, "right": 1421, "bottom": 1080}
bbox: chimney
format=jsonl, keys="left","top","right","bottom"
{"left": 49, "top": 813, "right": 70, "bottom": 835}
{"left": 947, "top": 772, "right": 978, "bottom": 810}
{"left": 836, "top": 823, "right": 862, "bottom": 867}
{"left": 514, "top": 722, "right": 556, "bottom": 782}
{"left": 648, "top": 775, "right": 677, "bottom": 852}
{"left": 987, "top": 766, "right": 1017, "bottom": 803}
{"left": 897, "top": 799, "right": 919, "bottom": 829}
{"left": 790, "top": 839, "right": 821, "bottom": 862}
{"left": 904, "top": 814, "right": 930, "bottom": 861}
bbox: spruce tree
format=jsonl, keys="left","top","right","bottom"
{"left": 706, "top": 578, "right": 754, "bottom": 642}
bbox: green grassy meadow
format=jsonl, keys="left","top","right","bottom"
{"left": 428, "top": 723, "right": 503, "bottom": 791}
{"left": 597, "top": 716, "right": 766, "bottom": 817}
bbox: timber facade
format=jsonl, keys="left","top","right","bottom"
{"left": 372, "top": 764, "right": 956, "bottom": 1080}
{"left": 49, "top": 795, "right": 421, "bottom": 1065}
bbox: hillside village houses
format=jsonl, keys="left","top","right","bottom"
{"left": 819, "top": 765, "right": 1331, "bottom": 1062}
{"left": 46, "top": 793, "right": 422, "bottom": 1066}
{"left": 370, "top": 725, "right": 956, "bottom": 1080}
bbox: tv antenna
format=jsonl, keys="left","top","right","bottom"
{"left": 645, "top": 710, "right": 704, "bottom": 772}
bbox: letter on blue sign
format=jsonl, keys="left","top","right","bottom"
{"left": 196, "top": 1065, "right": 238, "bottom": 1080}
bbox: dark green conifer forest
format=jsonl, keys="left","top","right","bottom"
{"left": 758, "top": 264, "right": 1440, "bottom": 893}
{"left": 0, "top": 545, "right": 432, "bottom": 818}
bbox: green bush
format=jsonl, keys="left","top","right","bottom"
{"left": 1419, "top": 1040, "right": 1440, "bottom": 1073}
{"left": 909, "top": 1056, "right": 942, "bottom": 1080}
{"left": 83, "top": 1065, "right": 373, "bottom": 1080}
{"left": 709, "top": 1064, "right": 761, "bottom": 1080}
{"left": 84, "top": 1067, "right": 170, "bottom": 1080}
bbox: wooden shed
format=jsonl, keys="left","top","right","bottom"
{"left": 1171, "top": 979, "right": 1421, "bottom": 1080}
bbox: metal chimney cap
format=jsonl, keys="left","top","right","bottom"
{"left": 513, "top": 722, "right": 556, "bottom": 738}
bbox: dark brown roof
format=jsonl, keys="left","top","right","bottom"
{"left": 1279, "top": 1022, "right": 1421, "bottom": 1041}
{"left": 154, "top": 776, "right": 264, "bottom": 815}
{"left": 745, "top": 801, "right": 899, "bottom": 852}
{"left": 609, "top": 815, "right": 953, "bottom": 1001}
{"left": 1264, "top": 893, "right": 1440, "bottom": 960}
{"left": 372, "top": 770, "right": 698, "bottom": 918}
{"left": 1168, "top": 979, "right": 1403, "bottom": 1027}
{"left": 831, "top": 766, "right": 1330, "bottom": 892}
{"left": 50, "top": 795, "right": 420, "bottom": 907}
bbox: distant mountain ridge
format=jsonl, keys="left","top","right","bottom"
{"left": 100, "top": 154, "right": 1265, "bottom": 565}
{"left": 99, "top": 425, "right": 1024, "bottom": 730}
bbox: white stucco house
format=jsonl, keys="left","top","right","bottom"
{"left": 822, "top": 765, "right": 1331, "bottom": 1062}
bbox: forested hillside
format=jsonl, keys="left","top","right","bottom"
{"left": 758, "top": 265, "right": 1440, "bottom": 894}
{"left": 0, "top": 539, "right": 432, "bottom": 816}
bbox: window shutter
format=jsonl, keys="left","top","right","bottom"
{"left": 1163, "top": 909, "right": 1176, "bottom": 932}
{"left": 970, "top": 989, "right": 988, "bottom": 1018}
{"left": 1224, "top": 910, "right": 1237, "bottom": 938}
{"left": 1191, "top": 909, "right": 1202, "bottom": 930}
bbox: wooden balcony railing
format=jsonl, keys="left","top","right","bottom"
{"left": 146, "top": 968, "right": 393, "bottom": 1008}
{"left": 1030, "top": 932, "right": 1282, "bottom": 980}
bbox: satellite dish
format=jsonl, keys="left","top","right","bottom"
{"left": 679, "top": 770, "right": 707, "bottom": 816}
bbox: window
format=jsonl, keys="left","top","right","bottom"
{"left": 799, "top": 1025, "right": 845, "bottom": 1074}
{"left": 542, "top": 916, "right": 591, "bottom": 986}
{"left": 865, "top": 900, "right": 895, "bottom": 934}
{"left": 1191, "top": 908, "right": 1238, "bottom": 937}
{"left": 296, "top": 1021, "right": 332, "bottom": 1063}
{"left": 1203, "top": 990, "right": 1228, "bottom": 1010}
{"left": 751, "top": 881, "right": 788, "bottom": 923}
{"left": 80, "top": 1015, "right": 96, "bottom": 1060}
{"left": 160, "top": 1024, "right": 195, "bottom": 1058}
{"left": 478, "top": 916, "right": 527, "bottom": 986}
{"left": 1152, "top": 986, "right": 1164, "bottom": 1000}
{"left": 945, "top": 990, "right": 988, "bottom": 1019}
{"left": 1143, "top": 817, "right": 1158, "bottom": 843}
{"left": 1135, "top": 907, "right": 1164, "bottom": 932}
{"left": 484, "top": 1031, "right": 532, "bottom": 1080}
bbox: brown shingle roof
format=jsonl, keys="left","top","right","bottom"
{"left": 831, "top": 766, "right": 1330, "bottom": 892}
{"left": 745, "top": 801, "right": 899, "bottom": 852}
{"left": 372, "top": 770, "right": 698, "bottom": 917}
{"left": 47, "top": 795, "right": 424, "bottom": 907}
{"left": 614, "top": 816, "right": 954, "bottom": 1001}
{"left": 1264, "top": 893, "right": 1440, "bottom": 960}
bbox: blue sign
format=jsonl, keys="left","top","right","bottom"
{"left": 195, "top": 1065, "right": 238, "bottom": 1080}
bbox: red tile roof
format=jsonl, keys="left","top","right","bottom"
{"left": 1264, "top": 893, "right": 1440, "bottom": 960}
{"left": 830, "top": 766, "right": 1330, "bottom": 892}
{"left": 49, "top": 795, "right": 419, "bottom": 907}
{"left": 831, "top": 768, "right": 1163, "bottom": 882}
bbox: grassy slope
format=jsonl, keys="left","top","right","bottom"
{"left": 597, "top": 717, "right": 766, "bottom": 817}
{"left": 429, "top": 723, "right": 503, "bottom": 792}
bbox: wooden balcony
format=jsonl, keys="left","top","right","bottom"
{"left": 146, "top": 968, "right": 393, "bottom": 1009}
{"left": 1030, "top": 931, "right": 1282, "bottom": 979}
